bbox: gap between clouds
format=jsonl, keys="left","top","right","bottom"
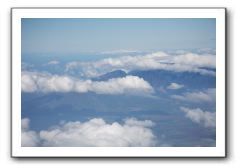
{"left": 65, "top": 51, "right": 216, "bottom": 78}
{"left": 180, "top": 107, "right": 216, "bottom": 128}
{"left": 22, "top": 71, "right": 154, "bottom": 95}
{"left": 22, "top": 117, "right": 158, "bottom": 147}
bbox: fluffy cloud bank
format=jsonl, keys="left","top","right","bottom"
{"left": 171, "top": 88, "right": 216, "bottom": 103}
{"left": 180, "top": 107, "right": 216, "bottom": 128}
{"left": 22, "top": 71, "right": 154, "bottom": 95}
{"left": 22, "top": 118, "right": 157, "bottom": 147}
{"left": 65, "top": 52, "right": 216, "bottom": 78}
{"left": 167, "top": 83, "right": 184, "bottom": 90}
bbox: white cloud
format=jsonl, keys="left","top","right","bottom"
{"left": 167, "top": 83, "right": 184, "bottom": 90}
{"left": 180, "top": 107, "right": 216, "bottom": 128}
{"left": 90, "top": 76, "right": 154, "bottom": 95}
{"left": 46, "top": 60, "right": 60, "bottom": 65}
{"left": 21, "top": 72, "right": 38, "bottom": 92}
{"left": 172, "top": 53, "right": 215, "bottom": 68}
{"left": 22, "top": 118, "right": 158, "bottom": 147}
{"left": 21, "top": 118, "right": 40, "bottom": 147}
{"left": 171, "top": 88, "right": 216, "bottom": 103}
{"left": 22, "top": 118, "right": 30, "bottom": 130}
{"left": 65, "top": 51, "right": 216, "bottom": 78}
{"left": 124, "top": 117, "right": 154, "bottom": 127}
{"left": 21, "top": 71, "right": 154, "bottom": 95}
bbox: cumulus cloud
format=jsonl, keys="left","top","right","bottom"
{"left": 22, "top": 118, "right": 158, "bottom": 147}
{"left": 21, "top": 72, "right": 39, "bottom": 92}
{"left": 167, "top": 83, "right": 184, "bottom": 90}
{"left": 172, "top": 53, "right": 215, "bottom": 68}
{"left": 171, "top": 88, "right": 216, "bottom": 103}
{"left": 180, "top": 107, "right": 216, "bottom": 128}
{"left": 21, "top": 71, "right": 154, "bottom": 95}
{"left": 65, "top": 51, "right": 216, "bottom": 78}
{"left": 21, "top": 118, "right": 40, "bottom": 147}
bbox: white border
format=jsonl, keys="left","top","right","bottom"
{"left": 12, "top": 8, "right": 226, "bottom": 157}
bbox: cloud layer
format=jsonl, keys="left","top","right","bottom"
{"left": 65, "top": 52, "right": 216, "bottom": 78}
{"left": 171, "top": 88, "right": 216, "bottom": 103}
{"left": 22, "top": 71, "right": 154, "bottom": 95}
{"left": 22, "top": 118, "right": 157, "bottom": 147}
{"left": 180, "top": 107, "right": 216, "bottom": 128}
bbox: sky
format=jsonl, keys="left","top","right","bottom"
{"left": 22, "top": 18, "right": 216, "bottom": 54}
{"left": 21, "top": 18, "right": 216, "bottom": 147}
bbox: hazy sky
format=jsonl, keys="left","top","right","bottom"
{"left": 22, "top": 18, "right": 216, "bottom": 54}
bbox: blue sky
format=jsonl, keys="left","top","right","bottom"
{"left": 22, "top": 18, "right": 216, "bottom": 54}
{"left": 21, "top": 18, "right": 216, "bottom": 147}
